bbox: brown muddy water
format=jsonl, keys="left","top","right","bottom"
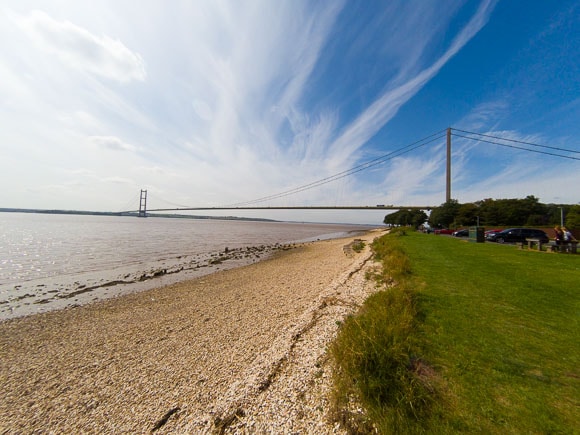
{"left": 0, "top": 213, "right": 376, "bottom": 320}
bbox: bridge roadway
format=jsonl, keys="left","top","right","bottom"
{"left": 143, "top": 205, "right": 433, "bottom": 212}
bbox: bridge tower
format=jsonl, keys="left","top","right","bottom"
{"left": 138, "top": 189, "right": 147, "bottom": 218}
{"left": 446, "top": 127, "right": 451, "bottom": 203}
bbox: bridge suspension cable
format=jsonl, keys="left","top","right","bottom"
{"left": 451, "top": 128, "right": 580, "bottom": 161}
{"left": 146, "top": 191, "right": 191, "bottom": 209}
{"left": 134, "top": 126, "right": 578, "bottom": 214}
{"left": 226, "top": 129, "right": 447, "bottom": 207}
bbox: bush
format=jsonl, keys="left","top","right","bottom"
{"left": 351, "top": 239, "right": 365, "bottom": 253}
{"left": 330, "top": 233, "right": 439, "bottom": 434}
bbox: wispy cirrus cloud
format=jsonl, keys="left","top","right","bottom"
{"left": 14, "top": 9, "right": 146, "bottom": 82}
{"left": 458, "top": 101, "right": 510, "bottom": 132}
{"left": 180, "top": 1, "right": 344, "bottom": 165}
{"left": 101, "top": 176, "right": 135, "bottom": 185}
{"left": 6, "top": 0, "right": 551, "bottom": 222}
{"left": 162, "top": 0, "right": 497, "bottom": 209}
{"left": 327, "top": 0, "right": 497, "bottom": 169}
{"left": 88, "top": 136, "right": 138, "bottom": 153}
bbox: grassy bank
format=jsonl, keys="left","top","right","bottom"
{"left": 331, "top": 229, "right": 579, "bottom": 433}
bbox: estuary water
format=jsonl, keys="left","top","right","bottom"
{"left": 0, "top": 213, "right": 375, "bottom": 320}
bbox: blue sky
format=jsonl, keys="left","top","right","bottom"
{"left": 0, "top": 1, "right": 579, "bottom": 224}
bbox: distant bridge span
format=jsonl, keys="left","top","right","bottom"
{"left": 143, "top": 205, "right": 433, "bottom": 213}
{"left": 134, "top": 190, "right": 434, "bottom": 216}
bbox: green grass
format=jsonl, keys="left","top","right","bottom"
{"left": 330, "top": 230, "right": 579, "bottom": 434}
{"left": 351, "top": 239, "right": 366, "bottom": 253}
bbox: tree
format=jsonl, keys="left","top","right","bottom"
{"left": 384, "top": 209, "right": 428, "bottom": 228}
{"left": 428, "top": 200, "right": 460, "bottom": 228}
{"left": 410, "top": 209, "right": 428, "bottom": 228}
{"left": 523, "top": 195, "right": 548, "bottom": 226}
{"left": 565, "top": 205, "right": 580, "bottom": 229}
{"left": 424, "top": 196, "right": 575, "bottom": 229}
{"left": 455, "top": 203, "right": 479, "bottom": 226}
{"left": 478, "top": 198, "right": 502, "bottom": 226}
{"left": 477, "top": 196, "right": 547, "bottom": 226}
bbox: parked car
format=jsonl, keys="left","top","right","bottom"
{"left": 484, "top": 229, "right": 503, "bottom": 241}
{"left": 434, "top": 228, "right": 454, "bottom": 235}
{"left": 452, "top": 229, "right": 469, "bottom": 237}
{"left": 487, "top": 228, "right": 549, "bottom": 244}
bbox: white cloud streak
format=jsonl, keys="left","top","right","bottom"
{"left": 15, "top": 9, "right": 146, "bottom": 82}
{"left": 328, "top": 0, "right": 497, "bottom": 167}
{"left": 88, "top": 136, "right": 138, "bottom": 153}
{"left": 11, "top": 0, "right": 574, "bottom": 222}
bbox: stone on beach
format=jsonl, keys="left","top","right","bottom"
{"left": 0, "top": 231, "right": 382, "bottom": 433}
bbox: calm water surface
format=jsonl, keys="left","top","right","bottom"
{"left": 0, "top": 213, "right": 375, "bottom": 319}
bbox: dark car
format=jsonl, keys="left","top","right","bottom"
{"left": 487, "top": 228, "right": 549, "bottom": 244}
{"left": 452, "top": 229, "right": 469, "bottom": 237}
{"left": 484, "top": 229, "right": 503, "bottom": 241}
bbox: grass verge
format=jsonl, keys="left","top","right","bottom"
{"left": 330, "top": 229, "right": 579, "bottom": 433}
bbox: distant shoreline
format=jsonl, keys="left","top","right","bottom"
{"left": 0, "top": 207, "right": 277, "bottom": 222}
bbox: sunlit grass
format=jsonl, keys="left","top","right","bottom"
{"left": 331, "top": 230, "right": 579, "bottom": 433}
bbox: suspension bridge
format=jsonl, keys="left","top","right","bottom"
{"left": 126, "top": 128, "right": 579, "bottom": 218}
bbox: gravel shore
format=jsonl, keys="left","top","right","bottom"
{"left": 0, "top": 231, "right": 383, "bottom": 433}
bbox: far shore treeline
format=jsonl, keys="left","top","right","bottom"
{"left": 384, "top": 196, "right": 580, "bottom": 229}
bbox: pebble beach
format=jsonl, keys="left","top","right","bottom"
{"left": 0, "top": 231, "right": 383, "bottom": 433}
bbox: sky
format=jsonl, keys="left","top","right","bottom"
{"left": 1, "top": 0, "right": 579, "bottom": 224}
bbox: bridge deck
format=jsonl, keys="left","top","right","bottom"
{"left": 143, "top": 206, "right": 433, "bottom": 212}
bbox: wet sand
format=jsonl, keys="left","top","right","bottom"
{"left": 0, "top": 231, "right": 383, "bottom": 433}
{"left": 1, "top": 243, "right": 296, "bottom": 320}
